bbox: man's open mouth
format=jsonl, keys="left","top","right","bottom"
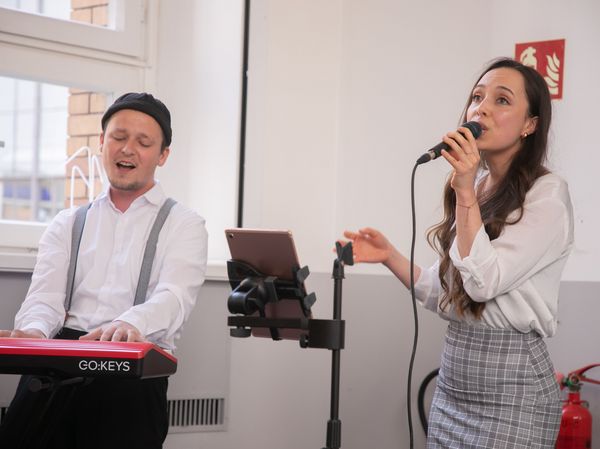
{"left": 116, "top": 161, "right": 136, "bottom": 170}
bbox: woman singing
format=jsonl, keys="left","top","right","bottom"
{"left": 342, "top": 58, "right": 574, "bottom": 448}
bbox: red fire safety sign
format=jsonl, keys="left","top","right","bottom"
{"left": 515, "top": 39, "right": 565, "bottom": 99}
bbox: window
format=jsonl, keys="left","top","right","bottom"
{"left": 0, "top": 0, "right": 71, "bottom": 22}
{"left": 0, "top": 0, "right": 146, "bottom": 59}
{"left": 0, "top": 0, "right": 148, "bottom": 271}
{"left": 1, "top": 77, "right": 69, "bottom": 223}
{"left": 0, "top": 76, "right": 109, "bottom": 223}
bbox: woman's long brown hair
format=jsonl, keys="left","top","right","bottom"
{"left": 427, "top": 58, "right": 552, "bottom": 318}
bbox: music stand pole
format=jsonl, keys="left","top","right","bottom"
{"left": 323, "top": 250, "right": 348, "bottom": 449}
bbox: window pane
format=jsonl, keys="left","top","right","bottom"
{"left": 0, "top": 76, "right": 109, "bottom": 223}
{"left": 0, "top": 0, "right": 67, "bottom": 19}
{"left": 0, "top": 0, "right": 113, "bottom": 28}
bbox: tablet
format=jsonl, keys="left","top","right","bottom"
{"left": 225, "top": 228, "right": 311, "bottom": 339}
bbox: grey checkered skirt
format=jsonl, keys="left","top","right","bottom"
{"left": 427, "top": 321, "right": 561, "bottom": 449}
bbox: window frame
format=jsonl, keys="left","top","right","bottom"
{"left": 0, "top": 0, "right": 146, "bottom": 60}
{"left": 0, "top": 220, "right": 44, "bottom": 272}
{"left": 0, "top": 0, "right": 153, "bottom": 272}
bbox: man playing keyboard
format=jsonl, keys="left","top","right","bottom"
{"left": 0, "top": 93, "right": 208, "bottom": 449}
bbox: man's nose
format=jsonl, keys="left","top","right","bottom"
{"left": 119, "top": 140, "right": 134, "bottom": 154}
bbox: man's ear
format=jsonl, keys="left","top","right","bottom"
{"left": 99, "top": 132, "right": 105, "bottom": 151}
{"left": 158, "top": 147, "right": 170, "bottom": 167}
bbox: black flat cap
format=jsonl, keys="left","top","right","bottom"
{"left": 101, "top": 92, "right": 172, "bottom": 146}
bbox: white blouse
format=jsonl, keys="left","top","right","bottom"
{"left": 414, "top": 172, "right": 574, "bottom": 337}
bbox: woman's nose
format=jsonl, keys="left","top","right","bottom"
{"left": 475, "top": 97, "right": 490, "bottom": 117}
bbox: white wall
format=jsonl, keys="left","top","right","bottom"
{"left": 152, "top": 0, "right": 244, "bottom": 264}
{"left": 243, "top": 0, "right": 344, "bottom": 274}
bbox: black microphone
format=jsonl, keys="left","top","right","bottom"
{"left": 416, "top": 121, "right": 482, "bottom": 165}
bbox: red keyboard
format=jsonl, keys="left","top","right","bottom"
{"left": 0, "top": 338, "right": 177, "bottom": 379}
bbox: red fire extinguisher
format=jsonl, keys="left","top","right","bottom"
{"left": 556, "top": 364, "right": 600, "bottom": 449}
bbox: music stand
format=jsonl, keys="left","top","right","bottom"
{"left": 225, "top": 228, "right": 351, "bottom": 449}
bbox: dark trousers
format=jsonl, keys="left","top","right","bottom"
{"left": 0, "top": 328, "right": 169, "bottom": 449}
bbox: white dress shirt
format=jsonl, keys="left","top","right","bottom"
{"left": 15, "top": 183, "right": 208, "bottom": 350}
{"left": 414, "top": 172, "right": 574, "bottom": 337}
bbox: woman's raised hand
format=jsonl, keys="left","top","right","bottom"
{"left": 340, "top": 227, "right": 416, "bottom": 287}
{"left": 341, "top": 227, "right": 393, "bottom": 264}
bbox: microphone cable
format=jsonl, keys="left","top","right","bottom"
{"left": 406, "top": 161, "right": 420, "bottom": 449}
{"left": 405, "top": 123, "right": 481, "bottom": 447}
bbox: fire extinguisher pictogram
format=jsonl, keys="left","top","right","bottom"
{"left": 556, "top": 364, "right": 600, "bottom": 449}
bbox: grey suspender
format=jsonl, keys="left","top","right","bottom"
{"left": 65, "top": 203, "right": 92, "bottom": 311}
{"left": 133, "top": 198, "right": 176, "bottom": 305}
{"left": 64, "top": 198, "right": 177, "bottom": 311}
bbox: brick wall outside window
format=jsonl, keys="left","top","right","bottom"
{"left": 65, "top": 0, "right": 110, "bottom": 207}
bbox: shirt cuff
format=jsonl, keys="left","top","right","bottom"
{"left": 449, "top": 224, "right": 492, "bottom": 290}
{"left": 413, "top": 261, "right": 440, "bottom": 312}
{"left": 113, "top": 311, "right": 147, "bottom": 337}
{"left": 21, "top": 323, "right": 50, "bottom": 338}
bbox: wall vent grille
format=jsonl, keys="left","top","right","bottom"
{"left": 168, "top": 397, "right": 226, "bottom": 433}
{"left": 1, "top": 400, "right": 226, "bottom": 433}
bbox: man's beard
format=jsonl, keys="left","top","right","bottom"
{"left": 108, "top": 176, "right": 143, "bottom": 192}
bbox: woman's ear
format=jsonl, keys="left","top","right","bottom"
{"left": 525, "top": 116, "right": 538, "bottom": 136}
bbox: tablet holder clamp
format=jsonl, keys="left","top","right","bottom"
{"left": 226, "top": 242, "right": 352, "bottom": 449}
{"left": 227, "top": 259, "right": 315, "bottom": 340}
